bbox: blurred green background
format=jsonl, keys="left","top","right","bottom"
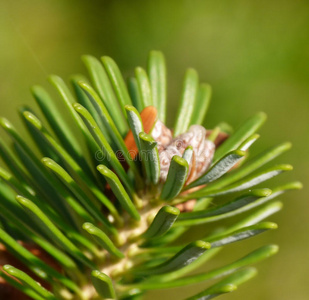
{"left": 0, "top": 1, "right": 308, "bottom": 299}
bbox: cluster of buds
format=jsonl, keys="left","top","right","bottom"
{"left": 152, "top": 121, "right": 215, "bottom": 183}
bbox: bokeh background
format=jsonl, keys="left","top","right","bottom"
{"left": 0, "top": 1, "right": 308, "bottom": 299}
